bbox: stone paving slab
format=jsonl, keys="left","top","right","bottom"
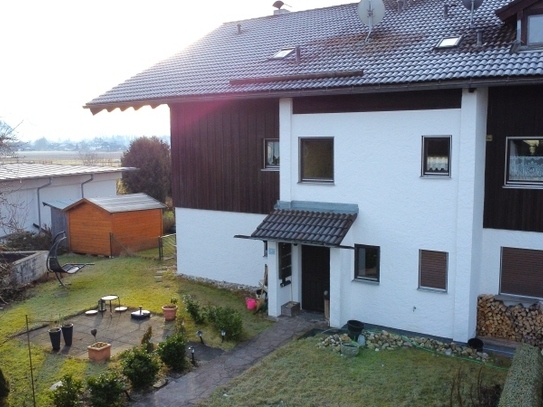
{"left": 18, "top": 308, "right": 176, "bottom": 359}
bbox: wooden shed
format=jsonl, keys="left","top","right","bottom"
{"left": 64, "top": 193, "right": 166, "bottom": 256}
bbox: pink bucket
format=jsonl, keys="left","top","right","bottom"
{"left": 246, "top": 298, "right": 257, "bottom": 310}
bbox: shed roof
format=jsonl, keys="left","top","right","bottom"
{"left": 64, "top": 193, "right": 166, "bottom": 213}
{"left": 86, "top": 0, "right": 543, "bottom": 114}
{"left": 0, "top": 163, "right": 135, "bottom": 181}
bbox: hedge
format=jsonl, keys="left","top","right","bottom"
{"left": 498, "top": 343, "right": 543, "bottom": 407}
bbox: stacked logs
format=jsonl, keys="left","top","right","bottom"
{"left": 477, "top": 294, "right": 543, "bottom": 347}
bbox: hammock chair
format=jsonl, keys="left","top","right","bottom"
{"left": 46, "top": 231, "right": 92, "bottom": 287}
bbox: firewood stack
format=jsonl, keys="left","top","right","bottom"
{"left": 477, "top": 295, "right": 543, "bottom": 347}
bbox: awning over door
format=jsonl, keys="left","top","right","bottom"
{"left": 236, "top": 201, "right": 358, "bottom": 248}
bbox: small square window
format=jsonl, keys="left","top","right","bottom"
{"left": 422, "top": 136, "right": 451, "bottom": 176}
{"left": 505, "top": 137, "right": 543, "bottom": 187}
{"left": 436, "top": 36, "right": 462, "bottom": 48}
{"left": 300, "top": 138, "right": 334, "bottom": 182}
{"left": 419, "top": 249, "right": 448, "bottom": 291}
{"left": 264, "top": 139, "right": 279, "bottom": 169}
{"left": 355, "top": 244, "right": 380, "bottom": 282}
{"left": 527, "top": 15, "right": 543, "bottom": 46}
{"left": 271, "top": 48, "right": 294, "bottom": 59}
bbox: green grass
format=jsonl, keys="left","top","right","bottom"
{"left": 0, "top": 255, "right": 272, "bottom": 406}
{"left": 200, "top": 336, "right": 509, "bottom": 407}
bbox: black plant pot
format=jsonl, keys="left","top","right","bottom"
{"left": 48, "top": 328, "right": 61, "bottom": 351}
{"left": 61, "top": 324, "right": 73, "bottom": 346}
{"left": 467, "top": 337, "right": 484, "bottom": 352}
{"left": 347, "top": 320, "right": 364, "bottom": 340}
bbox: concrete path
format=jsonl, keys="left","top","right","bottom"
{"left": 130, "top": 313, "right": 327, "bottom": 406}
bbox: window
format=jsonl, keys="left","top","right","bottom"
{"left": 527, "top": 14, "right": 543, "bottom": 46}
{"left": 300, "top": 138, "right": 334, "bottom": 182}
{"left": 271, "top": 48, "right": 294, "bottom": 59}
{"left": 279, "top": 243, "right": 292, "bottom": 286}
{"left": 422, "top": 136, "right": 451, "bottom": 176}
{"left": 435, "top": 36, "right": 462, "bottom": 48}
{"left": 501, "top": 247, "right": 543, "bottom": 298}
{"left": 419, "top": 250, "right": 448, "bottom": 291}
{"left": 505, "top": 137, "right": 543, "bottom": 187}
{"left": 264, "top": 139, "right": 279, "bottom": 169}
{"left": 354, "top": 245, "right": 380, "bottom": 282}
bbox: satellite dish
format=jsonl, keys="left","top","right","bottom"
{"left": 462, "top": 0, "right": 483, "bottom": 10}
{"left": 358, "top": 0, "right": 385, "bottom": 41}
{"left": 462, "top": 0, "right": 484, "bottom": 27}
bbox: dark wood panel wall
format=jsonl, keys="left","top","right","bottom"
{"left": 293, "top": 89, "right": 462, "bottom": 114}
{"left": 170, "top": 99, "right": 279, "bottom": 214}
{"left": 484, "top": 85, "right": 543, "bottom": 232}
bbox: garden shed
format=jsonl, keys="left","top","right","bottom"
{"left": 64, "top": 193, "right": 166, "bottom": 256}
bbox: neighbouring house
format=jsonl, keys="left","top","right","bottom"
{"left": 85, "top": 0, "right": 543, "bottom": 343}
{"left": 63, "top": 193, "right": 166, "bottom": 257}
{"left": 0, "top": 163, "right": 136, "bottom": 237}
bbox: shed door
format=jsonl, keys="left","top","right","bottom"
{"left": 301, "top": 245, "right": 330, "bottom": 312}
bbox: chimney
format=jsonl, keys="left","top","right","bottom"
{"left": 272, "top": 1, "right": 290, "bottom": 15}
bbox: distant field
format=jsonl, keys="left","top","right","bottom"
{"left": 4, "top": 150, "right": 124, "bottom": 166}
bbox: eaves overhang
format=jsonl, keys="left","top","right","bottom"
{"left": 83, "top": 76, "right": 543, "bottom": 115}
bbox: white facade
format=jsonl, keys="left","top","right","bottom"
{"left": 0, "top": 172, "right": 119, "bottom": 236}
{"left": 174, "top": 87, "right": 541, "bottom": 343}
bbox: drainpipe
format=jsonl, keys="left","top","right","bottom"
{"left": 81, "top": 174, "right": 94, "bottom": 198}
{"left": 37, "top": 177, "right": 52, "bottom": 233}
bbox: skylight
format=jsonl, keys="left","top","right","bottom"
{"left": 271, "top": 48, "right": 295, "bottom": 59}
{"left": 436, "top": 36, "right": 462, "bottom": 48}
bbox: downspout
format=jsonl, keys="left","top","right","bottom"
{"left": 81, "top": 174, "right": 94, "bottom": 198}
{"left": 37, "top": 177, "right": 52, "bottom": 233}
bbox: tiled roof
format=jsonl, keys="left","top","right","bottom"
{"left": 0, "top": 163, "right": 135, "bottom": 181}
{"left": 86, "top": 0, "right": 543, "bottom": 113}
{"left": 65, "top": 193, "right": 166, "bottom": 213}
{"left": 250, "top": 209, "right": 357, "bottom": 247}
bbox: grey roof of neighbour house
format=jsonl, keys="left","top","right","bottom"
{"left": 65, "top": 193, "right": 167, "bottom": 213}
{"left": 85, "top": 0, "right": 543, "bottom": 113}
{"left": 0, "top": 163, "right": 136, "bottom": 181}
{"left": 250, "top": 209, "right": 358, "bottom": 247}
{"left": 42, "top": 199, "right": 79, "bottom": 210}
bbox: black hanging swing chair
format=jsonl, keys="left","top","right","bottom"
{"left": 46, "top": 231, "right": 93, "bottom": 287}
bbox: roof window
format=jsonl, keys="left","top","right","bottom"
{"left": 435, "top": 36, "right": 462, "bottom": 49}
{"left": 271, "top": 48, "right": 295, "bottom": 59}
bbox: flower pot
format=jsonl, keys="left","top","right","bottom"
{"left": 341, "top": 342, "right": 360, "bottom": 357}
{"left": 61, "top": 324, "right": 73, "bottom": 346}
{"left": 48, "top": 328, "right": 61, "bottom": 351}
{"left": 88, "top": 342, "right": 111, "bottom": 361}
{"left": 347, "top": 320, "right": 364, "bottom": 340}
{"left": 162, "top": 305, "right": 178, "bottom": 321}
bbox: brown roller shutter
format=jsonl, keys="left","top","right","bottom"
{"left": 419, "top": 250, "right": 447, "bottom": 290}
{"left": 501, "top": 247, "right": 543, "bottom": 298}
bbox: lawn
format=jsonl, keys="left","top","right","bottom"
{"left": 200, "top": 336, "right": 510, "bottom": 407}
{"left": 0, "top": 255, "right": 272, "bottom": 406}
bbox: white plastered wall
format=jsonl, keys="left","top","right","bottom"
{"left": 0, "top": 173, "right": 119, "bottom": 236}
{"left": 277, "top": 90, "right": 487, "bottom": 342}
{"left": 176, "top": 208, "right": 267, "bottom": 287}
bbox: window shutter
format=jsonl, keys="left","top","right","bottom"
{"left": 501, "top": 247, "right": 543, "bottom": 298}
{"left": 420, "top": 250, "right": 447, "bottom": 290}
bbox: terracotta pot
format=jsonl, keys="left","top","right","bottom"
{"left": 87, "top": 342, "right": 111, "bottom": 361}
{"left": 162, "top": 305, "right": 178, "bottom": 321}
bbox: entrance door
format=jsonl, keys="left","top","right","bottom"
{"left": 301, "top": 245, "right": 330, "bottom": 312}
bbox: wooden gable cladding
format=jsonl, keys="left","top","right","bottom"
{"left": 484, "top": 85, "right": 543, "bottom": 232}
{"left": 170, "top": 99, "right": 279, "bottom": 214}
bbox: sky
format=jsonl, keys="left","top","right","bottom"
{"left": 1, "top": 0, "right": 351, "bottom": 142}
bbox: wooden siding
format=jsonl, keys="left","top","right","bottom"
{"left": 484, "top": 85, "right": 543, "bottom": 232}
{"left": 67, "top": 202, "right": 163, "bottom": 256}
{"left": 293, "top": 89, "right": 462, "bottom": 114}
{"left": 170, "top": 99, "right": 279, "bottom": 214}
{"left": 68, "top": 204, "right": 111, "bottom": 256}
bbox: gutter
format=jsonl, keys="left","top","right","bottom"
{"left": 36, "top": 177, "right": 52, "bottom": 233}
{"left": 84, "top": 77, "right": 543, "bottom": 114}
{"left": 81, "top": 174, "right": 94, "bottom": 198}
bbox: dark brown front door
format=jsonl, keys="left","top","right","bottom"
{"left": 301, "top": 245, "right": 330, "bottom": 312}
